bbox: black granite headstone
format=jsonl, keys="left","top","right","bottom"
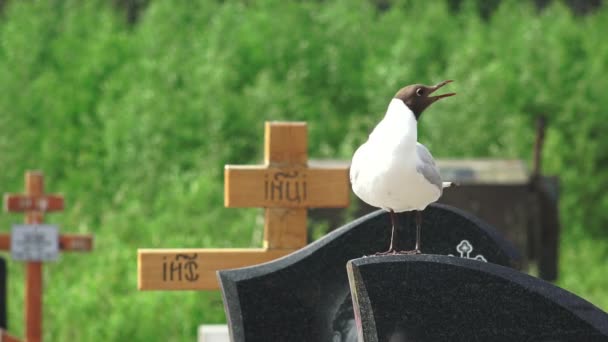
{"left": 218, "top": 204, "right": 521, "bottom": 342}
{"left": 0, "top": 256, "right": 6, "bottom": 329}
{"left": 348, "top": 255, "right": 608, "bottom": 342}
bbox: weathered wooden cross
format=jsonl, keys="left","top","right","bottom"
{"left": 0, "top": 171, "right": 93, "bottom": 342}
{"left": 138, "top": 121, "right": 350, "bottom": 290}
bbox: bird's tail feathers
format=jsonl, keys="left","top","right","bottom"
{"left": 442, "top": 181, "right": 458, "bottom": 188}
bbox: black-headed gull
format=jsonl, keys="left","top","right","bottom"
{"left": 350, "top": 80, "right": 456, "bottom": 254}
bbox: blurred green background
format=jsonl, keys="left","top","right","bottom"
{"left": 1, "top": 0, "right": 607, "bottom": 340}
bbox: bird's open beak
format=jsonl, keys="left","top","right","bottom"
{"left": 429, "top": 80, "right": 456, "bottom": 100}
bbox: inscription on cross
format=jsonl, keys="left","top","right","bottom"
{"left": 0, "top": 171, "right": 94, "bottom": 342}
{"left": 138, "top": 121, "right": 350, "bottom": 290}
{"left": 225, "top": 122, "right": 349, "bottom": 248}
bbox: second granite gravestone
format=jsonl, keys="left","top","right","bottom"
{"left": 348, "top": 255, "right": 608, "bottom": 342}
{"left": 218, "top": 203, "right": 520, "bottom": 342}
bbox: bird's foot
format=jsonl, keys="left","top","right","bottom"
{"left": 373, "top": 249, "right": 399, "bottom": 256}
{"left": 371, "top": 249, "right": 421, "bottom": 256}
{"left": 395, "top": 249, "right": 422, "bottom": 255}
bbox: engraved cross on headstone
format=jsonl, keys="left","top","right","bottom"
{"left": 137, "top": 122, "right": 350, "bottom": 290}
{"left": 449, "top": 240, "right": 487, "bottom": 262}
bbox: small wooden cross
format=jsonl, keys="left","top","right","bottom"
{"left": 138, "top": 121, "right": 350, "bottom": 290}
{"left": 0, "top": 171, "right": 93, "bottom": 342}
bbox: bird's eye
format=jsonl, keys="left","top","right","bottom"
{"left": 416, "top": 88, "right": 424, "bottom": 96}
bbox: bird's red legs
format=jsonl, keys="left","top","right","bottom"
{"left": 375, "top": 209, "right": 398, "bottom": 255}
{"left": 389, "top": 209, "right": 397, "bottom": 252}
{"left": 395, "top": 211, "right": 422, "bottom": 255}
{"left": 374, "top": 210, "right": 422, "bottom": 256}
{"left": 414, "top": 210, "right": 422, "bottom": 254}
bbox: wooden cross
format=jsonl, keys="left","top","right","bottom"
{"left": 0, "top": 171, "right": 93, "bottom": 342}
{"left": 138, "top": 121, "right": 350, "bottom": 290}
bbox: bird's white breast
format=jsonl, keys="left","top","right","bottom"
{"left": 350, "top": 99, "right": 441, "bottom": 212}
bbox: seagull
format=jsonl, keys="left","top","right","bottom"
{"left": 350, "top": 80, "right": 456, "bottom": 254}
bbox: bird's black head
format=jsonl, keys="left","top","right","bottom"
{"left": 394, "top": 80, "right": 456, "bottom": 120}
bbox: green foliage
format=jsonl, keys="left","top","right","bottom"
{"left": 0, "top": 0, "right": 607, "bottom": 340}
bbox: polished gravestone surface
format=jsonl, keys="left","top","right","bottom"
{"left": 218, "top": 204, "right": 521, "bottom": 342}
{"left": 348, "top": 255, "right": 608, "bottom": 342}
{"left": 0, "top": 257, "right": 5, "bottom": 330}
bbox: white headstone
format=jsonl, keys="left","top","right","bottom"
{"left": 198, "top": 324, "right": 229, "bottom": 342}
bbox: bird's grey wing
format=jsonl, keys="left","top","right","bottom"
{"left": 416, "top": 143, "right": 442, "bottom": 191}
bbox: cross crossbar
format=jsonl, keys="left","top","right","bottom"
{"left": 137, "top": 122, "right": 350, "bottom": 291}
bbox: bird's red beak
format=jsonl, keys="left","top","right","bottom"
{"left": 429, "top": 80, "right": 456, "bottom": 100}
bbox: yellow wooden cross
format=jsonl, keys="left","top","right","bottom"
{"left": 138, "top": 122, "right": 350, "bottom": 290}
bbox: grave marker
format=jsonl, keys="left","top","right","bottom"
{"left": 0, "top": 171, "right": 94, "bottom": 342}
{"left": 217, "top": 204, "right": 521, "bottom": 342}
{"left": 138, "top": 122, "right": 350, "bottom": 290}
{"left": 347, "top": 255, "right": 608, "bottom": 341}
